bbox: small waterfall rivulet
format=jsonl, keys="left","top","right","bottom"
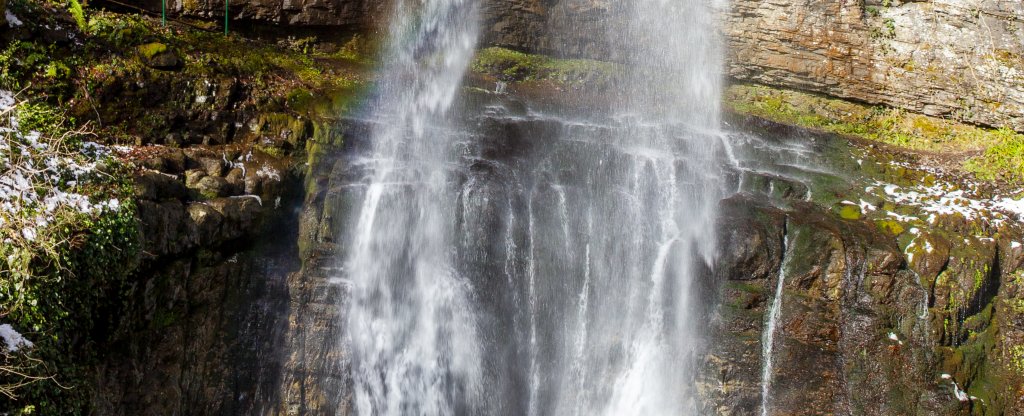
{"left": 760, "top": 232, "right": 789, "bottom": 416}
{"left": 338, "top": 0, "right": 728, "bottom": 414}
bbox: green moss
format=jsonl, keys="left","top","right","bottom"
{"left": 1012, "top": 345, "right": 1024, "bottom": 375}
{"left": 1008, "top": 271, "right": 1024, "bottom": 314}
{"left": 725, "top": 281, "right": 765, "bottom": 294}
{"left": 874, "top": 219, "right": 904, "bottom": 235}
{"left": 973, "top": 265, "right": 988, "bottom": 295}
{"left": 838, "top": 204, "right": 863, "bottom": 220}
{"left": 254, "top": 144, "right": 286, "bottom": 159}
{"left": 725, "top": 84, "right": 1024, "bottom": 185}
{"left": 136, "top": 42, "right": 168, "bottom": 60}
{"left": 472, "top": 47, "right": 621, "bottom": 86}
{"left": 963, "top": 129, "right": 1024, "bottom": 184}
{"left": 334, "top": 34, "right": 377, "bottom": 64}
{"left": 940, "top": 323, "right": 1014, "bottom": 415}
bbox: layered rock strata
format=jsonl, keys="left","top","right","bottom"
{"left": 725, "top": 0, "right": 1024, "bottom": 131}
{"left": 123, "top": 0, "right": 1024, "bottom": 131}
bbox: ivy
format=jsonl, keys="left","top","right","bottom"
{"left": 1, "top": 95, "right": 139, "bottom": 415}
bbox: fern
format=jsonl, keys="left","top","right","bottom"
{"left": 68, "top": 0, "right": 87, "bottom": 32}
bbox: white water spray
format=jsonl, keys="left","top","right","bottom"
{"left": 340, "top": 0, "right": 728, "bottom": 414}
{"left": 343, "top": 0, "right": 483, "bottom": 415}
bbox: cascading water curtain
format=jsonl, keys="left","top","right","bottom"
{"left": 589, "top": 0, "right": 727, "bottom": 413}
{"left": 340, "top": 0, "right": 729, "bottom": 415}
{"left": 496, "top": 0, "right": 729, "bottom": 414}
{"left": 342, "top": 0, "right": 483, "bottom": 415}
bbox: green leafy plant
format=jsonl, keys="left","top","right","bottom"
{"left": 1, "top": 93, "right": 139, "bottom": 415}
{"left": 964, "top": 128, "right": 1024, "bottom": 184}
{"left": 67, "top": 0, "right": 86, "bottom": 32}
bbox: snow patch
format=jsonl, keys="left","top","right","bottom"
{"left": 993, "top": 197, "right": 1024, "bottom": 217}
{"left": 878, "top": 181, "right": 1024, "bottom": 226}
{"left": 2, "top": 91, "right": 121, "bottom": 244}
{"left": 0, "top": 323, "right": 33, "bottom": 352}
{"left": 859, "top": 199, "right": 876, "bottom": 212}
{"left": 0, "top": 90, "right": 15, "bottom": 111}
{"left": 230, "top": 194, "right": 262, "bottom": 206}
{"left": 5, "top": 10, "right": 23, "bottom": 27}
{"left": 256, "top": 164, "right": 281, "bottom": 181}
{"left": 886, "top": 212, "right": 916, "bottom": 222}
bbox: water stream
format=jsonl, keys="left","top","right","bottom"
{"left": 339, "top": 0, "right": 728, "bottom": 414}
{"left": 760, "top": 231, "right": 790, "bottom": 416}
{"left": 343, "top": 0, "right": 483, "bottom": 414}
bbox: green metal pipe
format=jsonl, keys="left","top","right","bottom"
{"left": 224, "top": 0, "right": 229, "bottom": 35}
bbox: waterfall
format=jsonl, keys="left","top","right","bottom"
{"left": 343, "top": 0, "right": 483, "bottom": 414}
{"left": 339, "top": 0, "right": 727, "bottom": 414}
{"left": 760, "top": 232, "right": 790, "bottom": 416}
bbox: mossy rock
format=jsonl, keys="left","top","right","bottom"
{"left": 472, "top": 47, "right": 622, "bottom": 88}
{"left": 137, "top": 42, "right": 182, "bottom": 70}
{"left": 875, "top": 219, "right": 905, "bottom": 235}
{"left": 837, "top": 203, "right": 863, "bottom": 220}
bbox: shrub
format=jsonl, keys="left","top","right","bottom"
{"left": 0, "top": 91, "right": 139, "bottom": 414}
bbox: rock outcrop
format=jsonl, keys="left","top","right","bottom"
{"left": 92, "top": 140, "right": 301, "bottom": 415}
{"left": 725, "top": 0, "right": 1024, "bottom": 131}
{"left": 696, "top": 115, "right": 1024, "bottom": 416}
{"left": 124, "top": 0, "right": 387, "bottom": 26}
{"left": 482, "top": 0, "right": 1024, "bottom": 131}
{"left": 126, "top": 0, "right": 1024, "bottom": 131}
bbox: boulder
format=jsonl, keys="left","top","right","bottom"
{"left": 137, "top": 42, "right": 182, "bottom": 70}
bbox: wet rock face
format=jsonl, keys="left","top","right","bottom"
{"left": 481, "top": 0, "right": 617, "bottom": 58}
{"left": 703, "top": 186, "right": 1024, "bottom": 415}
{"left": 714, "top": 195, "right": 787, "bottom": 283}
{"left": 266, "top": 120, "right": 355, "bottom": 416}
{"left": 94, "top": 144, "right": 300, "bottom": 415}
{"left": 704, "top": 196, "right": 918, "bottom": 415}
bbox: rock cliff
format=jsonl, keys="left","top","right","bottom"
{"left": 725, "top": 0, "right": 1024, "bottom": 132}
{"left": 6, "top": 2, "right": 1024, "bottom": 415}
{"left": 482, "top": 0, "right": 1024, "bottom": 131}
{"left": 124, "top": 0, "right": 1024, "bottom": 131}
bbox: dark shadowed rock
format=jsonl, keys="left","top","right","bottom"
{"left": 715, "top": 194, "right": 787, "bottom": 282}
{"left": 135, "top": 170, "right": 189, "bottom": 201}
{"left": 138, "top": 42, "right": 183, "bottom": 70}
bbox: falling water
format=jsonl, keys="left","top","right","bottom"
{"left": 343, "top": 0, "right": 483, "bottom": 414}
{"left": 760, "top": 232, "right": 790, "bottom": 416}
{"left": 340, "top": 0, "right": 728, "bottom": 414}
